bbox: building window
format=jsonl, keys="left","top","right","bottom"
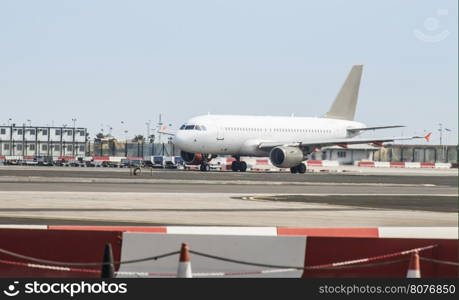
{"left": 67, "top": 145, "right": 73, "bottom": 151}
{"left": 337, "top": 151, "right": 347, "bottom": 158}
{"left": 55, "top": 129, "right": 61, "bottom": 135}
{"left": 29, "top": 144, "right": 35, "bottom": 150}
{"left": 67, "top": 130, "right": 72, "bottom": 136}
{"left": 17, "top": 144, "right": 23, "bottom": 151}
{"left": 29, "top": 129, "right": 35, "bottom": 135}
{"left": 0, "top": 129, "right": 5, "bottom": 135}
{"left": 54, "top": 145, "right": 60, "bottom": 151}
{"left": 79, "top": 145, "right": 85, "bottom": 152}
{"left": 42, "top": 144, "right": 48, "bottom": 151}
{"left": 17, "top": 129, "right": 23, "bottom": 135}
{"left": 42, "top": 129, "right": 48, "bottom": 135}
{"left": 79, "top": 130, "right": 84, "bottom": 136}
{"left": 4, "top": 144, "right": 9, "bottom": 150}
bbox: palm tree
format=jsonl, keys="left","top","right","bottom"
{"left": 95, "top": 132, "right": 105, "bottom": 139}
{"left": 132, "top": 135, "right": 145, "bottom": 142}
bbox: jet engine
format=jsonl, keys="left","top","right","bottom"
{"left": 180, "top": 151, "right": 204, "bottom": 165}
{"left": 269, "top": 146, "right": 304, "bottom": 168}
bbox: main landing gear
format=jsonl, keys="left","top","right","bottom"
{"left": 199, "top": 163, "right": 210, "bottom": 172}
{"left": 231, "top": 157, "right": 247, "bottom": 172}
{"left": 290, "top": 163, "right": 306, "bottom": 174}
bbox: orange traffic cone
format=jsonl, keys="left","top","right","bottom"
{"left": 177, "top": 243, "right": 192, "bottom": 278}
{"left": 406, "top": 251, "right": 421, "bottom": 278}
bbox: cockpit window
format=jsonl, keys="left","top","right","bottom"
{"left": 181, "top": 124, "right": 207, "bottom": 131}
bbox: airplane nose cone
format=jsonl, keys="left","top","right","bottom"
{"left": 174, "top": 132, "right": 184, "bottom": 148}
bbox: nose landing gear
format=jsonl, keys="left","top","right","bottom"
{"left": 198, "top": 154, "right": 216, "bottom": 172}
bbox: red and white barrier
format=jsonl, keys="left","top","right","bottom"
{"left": 0, "top": 258, "right": 100, "bottom": 274}
{"left": 1, "top": 226, "right": 457, "bottom": 278}
{"left": 57, "top": 156, "right": 76, "bottom": 161}
{"left": 41, "top": 226, "right": 458, "bottom": 239}
{"left": 357, "top": 161, "right": 454, "bottom": 169}
{"left": 304, "top": 160, "right": 340, "bottom": 167}
{"left": 92, "top": 156, "right": 110, "bottom": 161}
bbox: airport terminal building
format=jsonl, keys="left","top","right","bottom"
{"left": 0, "top": 124, "right": 87, "bottom": 157}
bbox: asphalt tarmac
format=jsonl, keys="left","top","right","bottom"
{"left": 0, "top": 166, "right": 456, "bottom": 226}
{"left": 0, "top": 167, "right": 456, "bottom": 186}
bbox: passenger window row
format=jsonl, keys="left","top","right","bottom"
{"left": 224, "top": 127, "right": 332, "bottom": 133}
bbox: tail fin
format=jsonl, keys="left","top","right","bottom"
{"left": 324, "top": 65, "right": 363, "bottom": 121}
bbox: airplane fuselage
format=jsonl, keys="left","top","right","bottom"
{"left": 174, "top": 115, "right": 365, "bottom": 156}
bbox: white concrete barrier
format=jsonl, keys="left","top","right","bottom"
{"left": 166, "top": 226, "right": 277, "bottom": 236}
{"left": 404, "top": 162, "right": 421, "bottom": 168}
{"left": 118, "top": 233, "right": 307, "bottom": 278}
{"left": 378, "top": 227, "right": 458, "bottom": 239}
{"left": 374, "top": 162, "right": 390, "bottom": 168}
{"left": 435, "top": 163, "right": 452, "bottom": 169}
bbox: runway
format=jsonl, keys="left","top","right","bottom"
{"left": 0, "top": 166, "right": 457, "bottom": 226}
{"left": 0, "top": 167, "right": 457, "bottom": 186}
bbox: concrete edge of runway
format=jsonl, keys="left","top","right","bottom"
{"left": 0, "top": 176, "right": 440, "bottom": 187}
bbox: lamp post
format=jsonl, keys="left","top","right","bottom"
{"left": 121, "top": 121, "right": 126, "bottom": 141}
{"left": 146, "top": 120, "right": 152, "bottom": 142}
{"left": 106, "top": 125, "right": 113, "bottom": 138}
{"left": 438, "top": 123, "right": 443, "bottom": 146}
{"left": 124, "top": 130, "right": 128, "bottom": 156}
{"left": 444, "top": 128, "right": 451, "bottom": 162}
{"left": 157, "top": 113, "right": 163, "bottom": 144}
{"left": 71, "top": 118, "right": 77, "bottom": 156}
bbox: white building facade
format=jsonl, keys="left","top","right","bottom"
{"left": 309, "top": 144, "right": 378, "bottom": 164}
{"left": 0, "top": 125, "right": 87, "bottom": 157}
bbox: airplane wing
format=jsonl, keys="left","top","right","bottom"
{"left": 347, "top": 125, "right": 405, "bottom": 133}
{"left": 258, "top": 133, "right": 432, "bottom": 150}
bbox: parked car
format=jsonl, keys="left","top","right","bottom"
{"left": 36, "top": 156, "right": 54, "bottom": 166}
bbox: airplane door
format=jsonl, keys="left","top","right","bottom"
{"left": 217, "top": 126, "right": 224, "bottom": 141}
{"left": 216, "top": 126, "right": 227, "bottom": 152}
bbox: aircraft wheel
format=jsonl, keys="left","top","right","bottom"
{"left": 231, "top": 161, "right": 240, "bottom": 172}
{"left": 297, "top": 163, "right": 306, "bottom": 174}
{"left": 239, "top": 161, "right": 247, "bottom": 172}
{"left": 200, "top": 163, "right": 210, "bottom": 172}
{"left": 290, "top": 166, "right": 298, "bottom": 174}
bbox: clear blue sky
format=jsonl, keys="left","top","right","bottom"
{"left": 0, "top": 0, "right": 457, "bottom": 144}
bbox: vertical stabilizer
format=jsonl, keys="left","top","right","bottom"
{"left": 324, "top": 65, "right": 363, "bottom": 120}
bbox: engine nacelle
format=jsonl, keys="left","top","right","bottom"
{"left": 269, "top": 146, "right": 304, "bottom": 168}
{"left": 180, "top": 151, "right": 204, "bottom": 165}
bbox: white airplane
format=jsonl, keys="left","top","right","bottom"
{"left": 173, "top": 65, "right": 431, "bottom": 172}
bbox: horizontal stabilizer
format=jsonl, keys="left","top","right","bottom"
{"left": 158, "top": 131, "right": 175, "bottom": 136}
